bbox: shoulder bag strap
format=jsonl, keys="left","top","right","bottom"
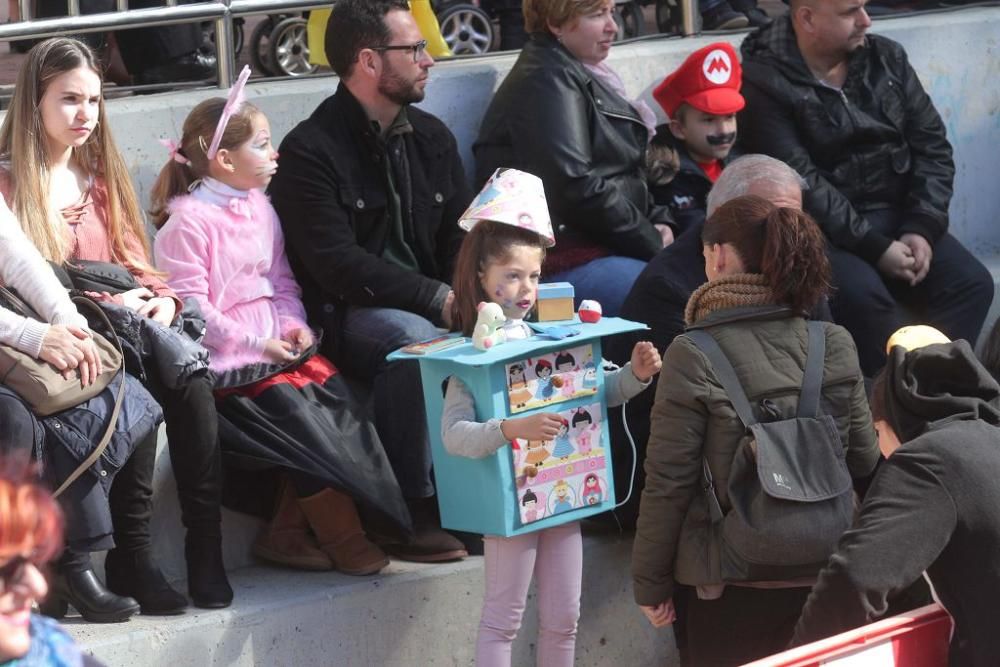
{"left": 0, "top": 284, "right": 38, "bottom": 320}
{"left": 52, "top": 298, "right": 126, "bottom": 499}
{"left": 685, "top": 329, "right": 758, "bottom": 525}
{"left": 796, "top": 320, "right": 827, "bottom": 419}
{"left": 684, "top": 329, "right": 758, "bottom": 428}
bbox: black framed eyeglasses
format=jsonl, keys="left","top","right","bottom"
{"left": 371, "top": 39, "right": 429, "bottom": 63}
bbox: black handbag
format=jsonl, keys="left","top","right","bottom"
{"left": 57, "top": 259, "right": 140, "bottom": 295}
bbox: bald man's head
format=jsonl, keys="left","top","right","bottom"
{"left": 790, "top": 0, "right": 872, "bottom": 60}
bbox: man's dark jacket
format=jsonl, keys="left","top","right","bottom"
{"left": 269, "top": 83, "right": 470, "bottom": 343}
{"left": 473, "top": 33, "right": 667, "bottom": 265}
{"left": 739, "top": 18, "right": 954, "bottom": 263}
{"left": 792, "top": 341, "right": 1000, "bottom": 666}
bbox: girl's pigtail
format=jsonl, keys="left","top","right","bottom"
{"left": 149, "top": 154, "right": 198, "bottom": 229}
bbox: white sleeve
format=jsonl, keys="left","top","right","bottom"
{"left": 0, "top": 198, "right": 87, "bottom": 358}
{"left": 604, "top": 361, "right": 652, "bottom": 408}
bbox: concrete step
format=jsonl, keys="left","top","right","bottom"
{"left": 67, "top": 251, "right": 1000, "bottom": 665}
{"left": 68, "top": 525, "right": 678, "bottom": 666}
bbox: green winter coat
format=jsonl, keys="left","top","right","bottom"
{"left": 632, "top": 302, "right": 879, "bottom": 606}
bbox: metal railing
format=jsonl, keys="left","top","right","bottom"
{"left": 0, "top": 0, "right": 337, "bottom": 87}
{"left": 0, "top": 0, "right": 701, "bottom": 88}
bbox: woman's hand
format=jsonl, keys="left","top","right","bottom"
{"left": 39, "top": 324, "right": 102, "bottom": 385}
{"left": 75, "top": 335, "right": 103, "bottom": 387}
{"left": 137, "top": 296, "right": 176, "bottom": 327}
{"left": 654, "top": 224, "right": 675, "bottom": 248}
{"left": 263, "top": 338, "right": 298, "bottom": 364}
{"left": 639, "top": 599, "right": 676, "bottom": 628}
{"left": 284, "top": 328, "right": 314, "bottom": 354}
{"left": 630, "top": 341, "right": 663, "bottom": 382}
{"left": 119, "top": 287, "right": 154, "bottom": 311}
{"left": 500, "top": 412, "right": 563, "bottom": 442}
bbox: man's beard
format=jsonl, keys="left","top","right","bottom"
{"left": 378, "top": 62, "right": 425, "bottom": 105}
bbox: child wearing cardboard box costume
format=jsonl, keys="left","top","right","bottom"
{"left": 441, "top": 169, "right": 662, "bottom": 667}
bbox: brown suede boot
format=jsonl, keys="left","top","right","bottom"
{"left": 297, "top": 488, "right": 390, "bottom": 576}
{"left": 253, "top": 477, "right": 333, "bottom": 571}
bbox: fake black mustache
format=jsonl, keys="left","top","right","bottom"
{"left": 706, "top": 132, "right": 737, "bottom": 146}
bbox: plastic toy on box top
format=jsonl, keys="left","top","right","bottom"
{"left": 389, "top": 315, "right": 646, "bottom": 537}
{"left": 578, "top": 300, "right": 603, "bottom": 323}
{"left": 472, "top": 301, "right": 507, "bottom": 351}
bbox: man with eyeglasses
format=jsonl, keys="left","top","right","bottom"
{"left": 270, "top": 0, "right": 471, "bottom": 564}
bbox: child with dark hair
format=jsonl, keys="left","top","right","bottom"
{"left": 441, "top": 169, "right": 661, "bottom": 666}
{"left": 649, "top": 42, "right": 745, "bottom": 238}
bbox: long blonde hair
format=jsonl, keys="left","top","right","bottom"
{"left": 0, "top": 37, "right": 155, "bottom": 271}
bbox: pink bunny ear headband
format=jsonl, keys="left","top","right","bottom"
{"left": 207, "top": 65, "right": 253, "bottom": 160}
{"left": 159, "top": 65, "right": 253, "bottom": 167}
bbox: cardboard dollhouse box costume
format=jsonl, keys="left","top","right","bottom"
{"left": 389, "top": 169, "right": 645, "bottom": 537}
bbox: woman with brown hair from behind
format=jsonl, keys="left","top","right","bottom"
{"left": 632, "top": 195, "right": 880, "bottom": 664}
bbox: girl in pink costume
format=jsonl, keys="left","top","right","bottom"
{"left": 151, "top": 74, "right": 407, "bottom": 577}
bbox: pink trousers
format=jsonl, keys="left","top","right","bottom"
{"left": 475, "top": 521, "right": 582, "bottom": 667}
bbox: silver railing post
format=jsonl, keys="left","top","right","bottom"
{"left": 17, "top": 0, "right": 31, "bottom": 21}
{"left": 215, "top": 0, "right": 236, "bottom": 88}
{"left": 679, "top": 0, "right": 698, "bottom": 35}
{"left": 67, "top": 0, "right": 81, "bottom": 16}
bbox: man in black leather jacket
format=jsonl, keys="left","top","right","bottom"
{"left": 740, "top": 0, "right": 993, "bottom": 376}
{"left": 269, "top": 0, "right": 470, "bottom": 562}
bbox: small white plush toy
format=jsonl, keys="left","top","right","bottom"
{"left": 472, "top": 301, "right": 507, "bottom": 351}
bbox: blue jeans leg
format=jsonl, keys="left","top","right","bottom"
{"left": 335, "top": 306, "right": 441, "bottom": 499}
{"left": 547, "top": 256, "right": 648, "bottom": 318}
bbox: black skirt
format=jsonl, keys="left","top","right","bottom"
{"left": 214, "top": 352, "right": 411, "bottom": 536}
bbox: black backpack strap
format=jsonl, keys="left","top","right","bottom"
{"left": 685, "top": 329, "right": 757, "bottom": 428}
{"left": 796, "top": 321, "right": 827, "bottom": 419}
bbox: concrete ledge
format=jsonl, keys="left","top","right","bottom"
{"left": 99, "top": 7, "right": 1000, "bottom": 256}
{"left": 41, "top": 9, "right": 1000, "bottom": 663}
{"left": 70, "top": 526, "right": 678, "bottom": 666}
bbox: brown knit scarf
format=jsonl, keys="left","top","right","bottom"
{"left": 684, "top": 273, "right": 778, "bottom": 325}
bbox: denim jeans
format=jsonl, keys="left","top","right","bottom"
{"left": 0, "top": 387, "right": 40, "bottom": 476}
{"left": 331, "top": 306, "right": 440, "bottom": 499}
{"left": 547, "top": 256, "right": 648, "bottom": 318}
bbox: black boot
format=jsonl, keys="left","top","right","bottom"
{"left": 104, "top": 548, "right": 188, "bottom": 615}
{"left": 156, "top": 375, "right": 232, "bottom": 608}
{"left": 40, "top": 568, "right": 140, "bottom": 623}
{"left": 185, "top": 535, "right": 233, "bottom": 609}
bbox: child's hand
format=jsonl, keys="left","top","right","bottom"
{"left": 285, "top": 327, "right": 314, "bottom": 352}
{"left": 263, "top": 338, "right": 298, "bottom": 364}
{"left": 630, "top": 341, "right": 662, "bottom": 382}
{"left": 120, "top": 287, "right": 154, "bottom": 311}
{"left": 501, "top": 413, "right": 563, "bottom": 442}
{"left": 639, "top": 599, "right": 676, "bottom": 628}
{"left": 138, "top": 296, "right": 176, "bottom": 327}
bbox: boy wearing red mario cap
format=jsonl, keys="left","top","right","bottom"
{"left": 647, "top": 42, "right": 745, "bottom": 236}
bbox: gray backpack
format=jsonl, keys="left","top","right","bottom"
{"left": 686, "top": 321, "right": 854, "bottom": 582}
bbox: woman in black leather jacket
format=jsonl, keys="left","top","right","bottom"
{"left": 473, "top": 0, "right": 672, "bottom": 316}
